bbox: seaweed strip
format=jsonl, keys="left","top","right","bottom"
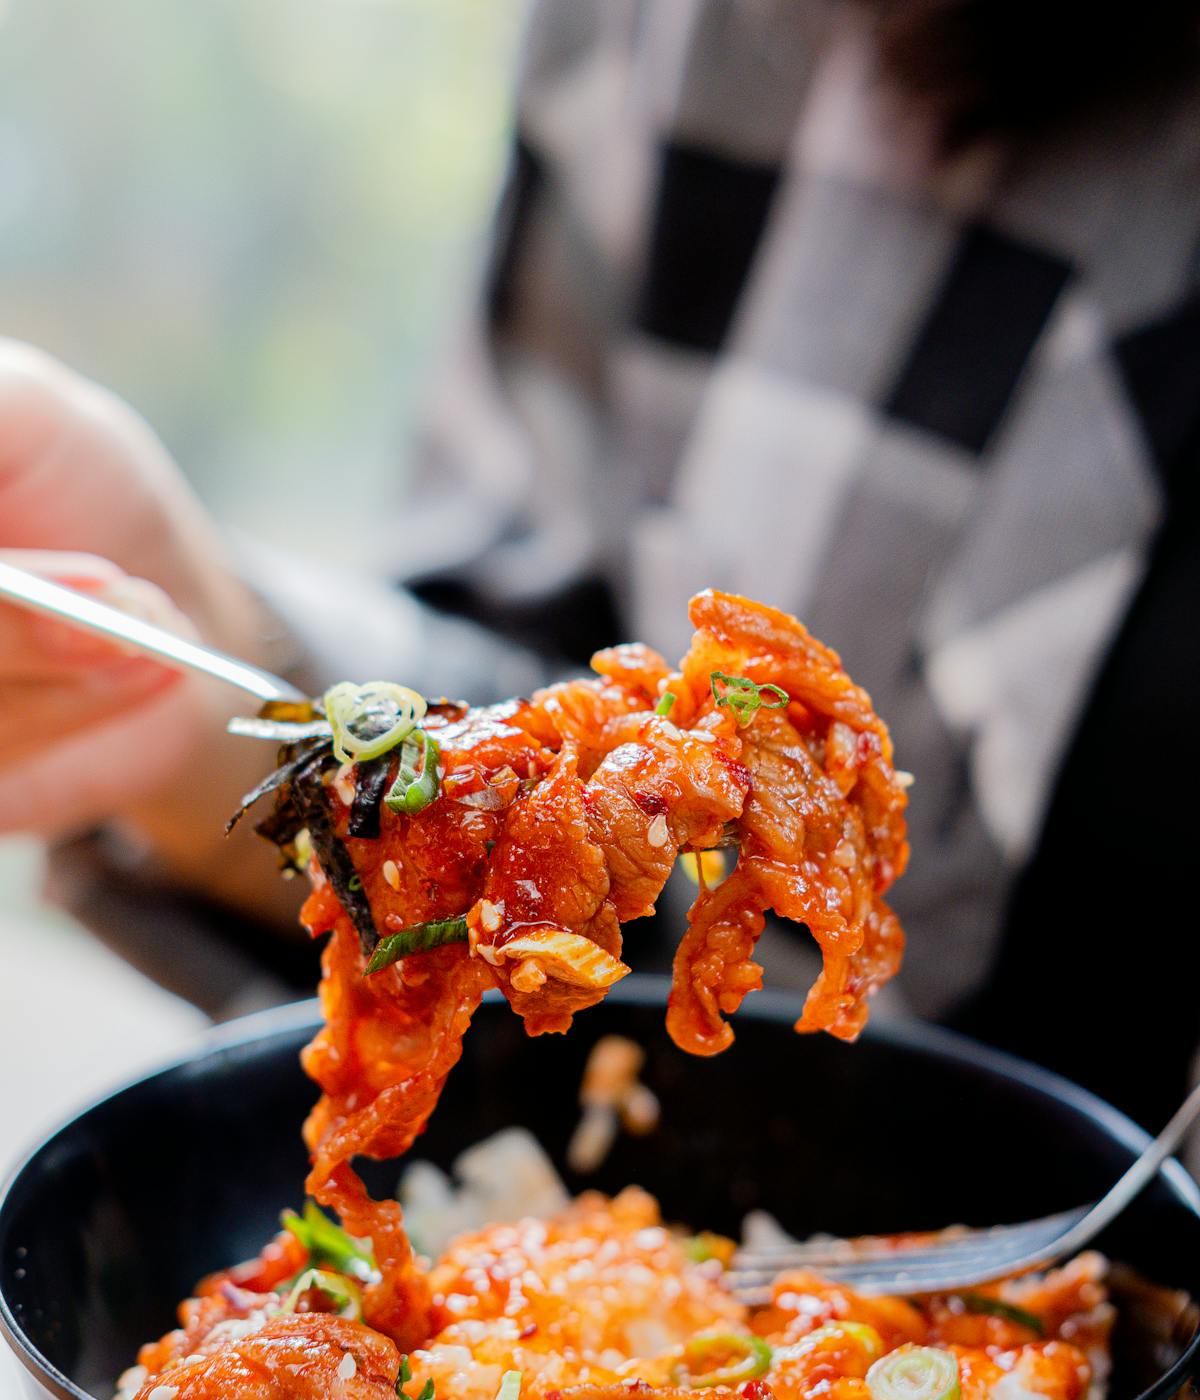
{"left": 226, "top": 738, "right": 330, "bottom": 833}
{"left": 241, "top": 739, "right": 380, "bottom": 952}
{"left": 287, "top": 752, "right": 380, "bottom": 956}
{"left": 348, "top": 756, "right": 391, "bottom": 840}
{"left": 252, "top": 743, "right": 329, "bottom": 859}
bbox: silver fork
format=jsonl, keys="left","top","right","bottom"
{"left": 0, "top": 557, "right": 303, "bottom": 704}
{"left": 725, "top": 1079, "right": 1200, "bottom": 1302}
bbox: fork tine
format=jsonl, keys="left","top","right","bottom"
{"left": 729, "top": 1207, "right": 1086, "bottom": 1275}
{"left": 727, "top": 1225, "right": 1076, "bottom": 1286}
{"left": 724, "top": 1205, "right": 1090, "bottom": 1302}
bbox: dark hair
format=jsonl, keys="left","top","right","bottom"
{"left": 868, "top": 0, "right": 1200, "bottom": 147}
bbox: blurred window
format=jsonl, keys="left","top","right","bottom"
{"left": 0, "top": 0, "right": 525, "bottom": 561}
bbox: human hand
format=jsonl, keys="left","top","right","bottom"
{"left": 0, "top": 341, "right": 287, "bottom": 893}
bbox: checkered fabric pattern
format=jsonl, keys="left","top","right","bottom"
{"left": 250, "top": 0, "right": 1200, "bottom": 1118}
{"left": 387, "top": 0, "right": 1200, "bottom": 1105}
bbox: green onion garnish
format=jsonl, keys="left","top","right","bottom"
{"left": 396, "top": 1357, "right": 434, "bottom": 1400}
{"left": 779, "top": 1321, "right": 884, "bottom": 1362}
{"left": 709, "top": 671, "right": 789, "bottom": 726}
{"left": 279, "top": 1267, "right": 363, "bottom": 1320}
{"left": 365, "top": 915, "right": 470, "bottom": 974}
{"left": 683, "top": 1231, "right": 733, "bottom": 1265}
{"left": 867, "top": 1346, "right": 960, "bottom": 1400}
{"left": 495, "top": 1372, "right": 523, "bottom": 1400}
{"left": 385, "top": 731, "right": 441, "bottom": 816}
{"left": 282, "top": 1199, "right": 375, "bottom": 1281}
{"left": 957, "top": 1294, "right": 1044, "bottom": 1333}
{"left": 671, "top": 1332, "right": 773, "bottom": 1389}
{"left": 324, "top": 681, "right": 426, "bottom": 764}
{"left": 655, "top": 691, "right": 677, "bottom": 717}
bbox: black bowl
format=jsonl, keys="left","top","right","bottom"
{"left": 3, "top": 977, "right": 1199, "bottom": 1399}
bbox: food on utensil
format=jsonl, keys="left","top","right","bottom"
{"left": 124, "top": 591, "right": 916, "bottom": 1395}
{"left": 226, "top": 590, "right": 908, "bottom": 1321}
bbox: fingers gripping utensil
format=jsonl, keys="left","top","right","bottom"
{"left": 0, "top": 557, "right": 305, "bottom": 705}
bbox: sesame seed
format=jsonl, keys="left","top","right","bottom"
{"left": 333, "top": 763, "right": 356, "bottom": 807}
{"left": 338, "top": 1351, "right": 357, "bottom": 1381}
{"left": 382, "top": 859, "right": 400, "bottom": 890}
{"left": 115, "top": 1367, "right": 148, "bottom": 1398}
{"left": 148, "top": 1387, "right": 179, "bottom": 1400}
{"left": 646, "top": 814, "right": 669, "bottom": 848}
{"left": 895, "top": 769, "right": 915, "bottom": 788}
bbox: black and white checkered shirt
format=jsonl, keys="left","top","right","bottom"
{"left": 249, "top": 0, "right": 1200, "bottom": 1121}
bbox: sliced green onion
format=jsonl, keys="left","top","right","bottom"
{"left": 684, "top": 1231, "right": 734, "bottom": 1266}
{"left": 832, "top": 1322, "right": 883, "bottom": 1359}
{"left": 324, "top": 681, "right": 426, "bottom": 764}
{"left": 655, "top": 691, "right": 677, "bottom": 717}
{"left": 866, "top": 1346, "right": 960, "bottom": 1400}
{"left": 365, "top": 915, "right": 469, "bottom": 974}
{"left": 671, "top": 1332, "right": 773, "bottom": 1389}
{"left": 957, "top": 1294, "right": 1044, "bottom": 1333}
{"left": 279, "top": 1267, "right": 363, "bottom": 1320}
{"left": 779, "top": 1322, "right": 883, "bottom": 1362}
{"left": 710, "top": 672, "right": 790, "bottom": 727}
{"left": 282, "top": 1199, "right": 375, "bottom": 1281}
{"left": 392, "top": 1355, "right": 431, "bottom": 1400}
{"left": 385, "top": 731, "right": 441, "bottom": 815}
{"left": 495, "top": 1371, "right": 523, "bottom": 1400}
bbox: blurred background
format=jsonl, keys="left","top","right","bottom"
{"left": 0, "top": 0, "right": 525, "bottom": 1176}
{"left": 0, "top": 0, "right": 524, "bottom": 559}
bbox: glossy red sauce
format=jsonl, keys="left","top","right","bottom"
{"left": 131, "top": 591, "right": 922, "bottom": 1399}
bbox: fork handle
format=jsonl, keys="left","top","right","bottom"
{"left": 1045, "top": 1078, "right": 1200, "bottom": 1261}
{"left": 0, "top": 558, "right": 305, "bottom": 704}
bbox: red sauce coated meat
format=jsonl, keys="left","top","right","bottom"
{"left": 128, "top": 592, "right": 1119, "bottom": 1400}
{"left": 283, "top": 592, "right": 909, "bottom": 1341}
{"left": 136, "top": 1313, "right": 403, "bottom": 1398}
{"left": 128, "top": 590, "right": 911, "bottom": 1386}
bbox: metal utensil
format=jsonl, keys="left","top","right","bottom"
{"left": 0, "top": 557, "right": 304, "bottom": 704}
{"left": 726, "top": 1079, "right": 1200, "bottom": 1301}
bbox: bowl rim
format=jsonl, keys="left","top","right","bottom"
{"left": 2, "top": 976, "right": 1198, "bottom": 1400}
